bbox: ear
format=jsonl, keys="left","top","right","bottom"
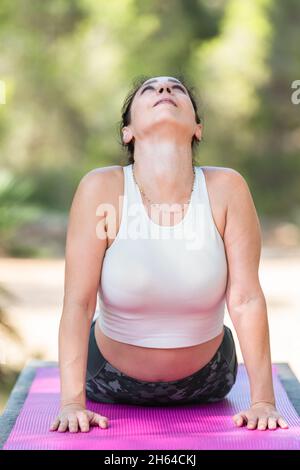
{"left": 122, "top": 126, "right": 134, "bottom": 144}
{"left": 194, "top": 123, "right": 203, "bottom": 141}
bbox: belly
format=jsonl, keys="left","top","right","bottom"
{"left": 94, "top": 321, "right": 225, "bottom": 382}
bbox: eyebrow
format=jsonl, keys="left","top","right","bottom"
{"left": 139, "top": 78, "right": 186, "bottom": 93}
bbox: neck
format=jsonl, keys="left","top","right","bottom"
{"left": 132, "top": 141, "right": 195, "bottom": 204}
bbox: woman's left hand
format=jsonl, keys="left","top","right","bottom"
{"left": 232, "top": 402, "right": 289, "bottom": 430}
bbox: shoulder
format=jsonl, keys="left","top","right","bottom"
{"left": 199, "top": 165, "right": 251, "bottom": 205}
{"left": 76, "top": 165, "right": 124, "bottom": 197}
{"left": 79, "top": 165, "right": 124, "bottom": 187}
{"left": 70, "top": 165, "right": 124, "bottom": 211}
{"left": 200, "top": 165, "right": 247, "bottom": 185}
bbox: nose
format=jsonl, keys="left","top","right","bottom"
{"left": 158, "top": 85, "right": 171, "bottom": 94}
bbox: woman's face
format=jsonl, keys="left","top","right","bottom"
{"left": 123, "top": 76, "right": 202, "bottom": 145}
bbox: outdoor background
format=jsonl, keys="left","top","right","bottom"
{"left": 0, "top": 0, "right": 300, "bottom": 413}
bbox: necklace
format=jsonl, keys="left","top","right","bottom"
{"left": 132, "top": 163, "right": 196, "bottom": 213}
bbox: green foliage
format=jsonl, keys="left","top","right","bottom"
{"left": 0, "top": 170, "right": 43, "bottom": 249}
{"left": 0, "top": 0, "right": 299, "bottom": 230}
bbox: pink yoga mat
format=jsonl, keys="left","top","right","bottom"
{"left": 2, "top": 364, "right": 300, "bottom": 450}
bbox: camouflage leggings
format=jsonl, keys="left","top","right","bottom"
{"left": 85, "top": 321, "right": 238, "bottom": 407}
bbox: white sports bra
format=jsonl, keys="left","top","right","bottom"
{"left": 97, "top": 164, "right": 228, "bottom": 348}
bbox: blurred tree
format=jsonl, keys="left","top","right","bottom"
{"left": 246, "top": 0, "right": 300, "bottom": 220}
{"left": 0, "top": 0, "right": 299, "bottom": 224}
{"left": 0, "top": 169, "right": 43, "bottom": 255}
{"left": 191, "top": 0, "right": 300, "bottom": 219}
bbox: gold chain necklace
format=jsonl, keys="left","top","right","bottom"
{"left": 132, "top": 164, "right": 196, "bottom": 213}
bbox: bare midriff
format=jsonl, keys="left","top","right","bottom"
{"left": 94, "top": 166, "right": 227, "bottom": 383}
{"left": 94, "top": 321, "right": 225, "bottom": 382}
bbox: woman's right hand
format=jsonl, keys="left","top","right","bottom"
{"left": 49, "top": 403, "right": 109, "bottom": 433}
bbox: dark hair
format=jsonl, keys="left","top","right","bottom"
{"left": 118, "top": 74, "right": 203, "bottom": 165}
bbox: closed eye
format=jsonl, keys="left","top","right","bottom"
{"left": 173, "top": 85, "right": 186, "bottom": 92}
{"left": 140, "top": 84, "right": 186, "bottom": 94}
{"left": 140, "top": 85, "right": 154, "bottom": 94}
{"left": 172, "top": 85, "right": 185, "bottom": 93}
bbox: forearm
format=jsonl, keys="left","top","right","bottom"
{"left": 229, "top": 295, "right": 275, "bottom": 406}
{"left": 58, "top": 301, "right": 93, "bottom": 408}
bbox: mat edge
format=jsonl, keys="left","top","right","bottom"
{"left": 0, "top": 360, "right": 57, "bottom": 449}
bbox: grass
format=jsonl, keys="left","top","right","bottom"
{"left": 0, "top": 366, "right": 20, "bottom": 414}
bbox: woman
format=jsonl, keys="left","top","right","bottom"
{"left": 50, "top": 75, "right": 289, "bottom": 434}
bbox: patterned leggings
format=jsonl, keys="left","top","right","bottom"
{"left": 85, "top": 321, "right": 238, "bottom": 407}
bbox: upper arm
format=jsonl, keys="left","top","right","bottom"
{"left": 223, "top": 170, "right": 264, "bottom": 313}
{"left": 63, "top": 169, "right": 110, "bottom": 314}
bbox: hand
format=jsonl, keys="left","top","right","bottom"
{"left": 232, "top": 402, "right": 289, "bottom": 430}
{"left": 49, "top": 403, "right": 109, "bottom": 433}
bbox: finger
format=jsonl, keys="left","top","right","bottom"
{"left": 247, "top": 417, "right": 258, "bottom": 430}
{"left": 57, "top": 419, "right": 68, "bottom": 433}
{"left": 86, "top": 409, "right": 109, "bottom": 428}
{"left": 278, "top": 417, "right": 289, "bottom": 429}
{"left": 49, "top": 417, "right": 60, "bottom": 431}
{"left": 77, "top": 412, "right": 90, "bottom": 433}
{"left": 233, "top": 413, "right": 246, "bottom": 427}
{"left": 268, "top": 417, "right": 278, "bottom": 430}
{"left": 257, "top": 417, "right": 268, "bottom": 431}
{"left": 68, "top": 417, "right": 79, "bottom": 433}
{"left": 88, "top": 412, "right": 109, "bottom": 429}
